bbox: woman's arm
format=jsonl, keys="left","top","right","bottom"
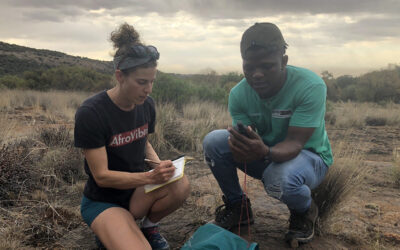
{"left": 145, "top": 140, "right": 162, "bottom": 168}
{"left": 84, "top": 146, "right": 174, "bottom": 189}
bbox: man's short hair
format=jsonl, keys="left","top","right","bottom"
{"left": 240, "top": 22, "right": 288, "bottom": 58}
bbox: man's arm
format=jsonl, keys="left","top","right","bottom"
{"left": 267, "top": 126, "right": 315, "bottom": 162}
{"left": 228, "top": 126, "right": 314, "bottom": 163}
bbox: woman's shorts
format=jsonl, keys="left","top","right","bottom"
{"left": 81, "top": 195, "right": 123, "bottom": 227}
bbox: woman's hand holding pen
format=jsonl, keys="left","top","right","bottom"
{"left": 145, "top": 159, "right": 175, "bottom": 184}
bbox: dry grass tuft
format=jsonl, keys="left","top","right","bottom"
{"left": 365, "top": 116, "right": 387, "bottom": 126}
{"left": 0, "top": 139, "right": 41, "bottom": 203}
{"left": 313, "top": 140, "right": 367, "bottom": 231}
{"left": 0, "top": 89, "right": 89, "bottom": 122}
{"left": 148, "top": 102, "right": 182, "bottom": 157}
{"left": 0, "top": 113, "right": 15, "bottom": 145}
{"left": 37, "top": 126, "right": 73, "bottom": 148}
{"left": 38, "top": 148, "right": 84, "bottom": 184}
{"left": 182, "top": 101, "right": 231, "bottom": 129}
{"left": 0, "top": 211, "right": 26, "bottom": 249}
{"left": 0, "top": 200, "right": 82, "bottom": 248}
{"left": 149, "top": 101, "right": 231, "bottom": 156}
{"left": 0, "top": 133, "right": 84, "bottom": 248}
{"left": 324, "top": 112, "right": 336, "bottom": 125}
{"left": 181, "top": 102, "right": 231, "bottom": 152}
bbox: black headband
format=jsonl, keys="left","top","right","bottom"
{"left": 113, "top": 45, "right": 160, "bottom": 71}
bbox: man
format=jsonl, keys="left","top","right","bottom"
{"left": 202, "top": 22, "right": 333, "bottom": 245}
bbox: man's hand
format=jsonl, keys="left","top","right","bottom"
{"left": 228, "top": 126, "right": 269, "bottom": 163}
{"left": 147, "top": 160, "right": 175, "bottom": 184}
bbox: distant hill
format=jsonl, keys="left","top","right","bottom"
{"left": 1, "top": 41, "right": 399, "bottom": 104}
{"left": 0, "top": 41, "right": 113, "bottom": 76}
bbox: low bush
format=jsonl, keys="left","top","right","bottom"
{"left": 38, "top": 148, "right": 84, "bottom": 184}
{"left": 365, "top": 116, "right": 387, "bottom": 126}
{"left": 325, "top": 112, "right": 336, "bottom": 125}
{"left": 37, "top": 126, "right": 73, "bottom": 148}
{"left": 0, "top": 139, "right": 41, "bottom": 203}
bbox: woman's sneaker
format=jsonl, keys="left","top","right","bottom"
{"left": 141, "top": 225, "right": 170, "bottom": 250}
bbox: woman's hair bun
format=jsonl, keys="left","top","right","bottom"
{"left": 110, "top": 23, "right": 141, "bottom": 50}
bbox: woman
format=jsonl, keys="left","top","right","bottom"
{"left": 74, "top": 23, "right": 190, "bottom": 250}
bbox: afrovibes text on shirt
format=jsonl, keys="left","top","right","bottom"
{"left": 109, "top": 124, "right": 148, "bottom": 147}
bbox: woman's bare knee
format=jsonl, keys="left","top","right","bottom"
{"left": 91, "top": 207, "right": 151, "bottom": 250}
{"left": 129, "top": 176, "right": 190, "bottom": 220}
{"left": 168, "top": 176, "right": 191, "bottom": 202}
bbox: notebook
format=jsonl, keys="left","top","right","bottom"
{"left": 144, "top": 156, "right": 186, "bottom": 193}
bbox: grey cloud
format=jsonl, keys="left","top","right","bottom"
{"left": 343, "top": 16, "right": 400, "bottom": 40}
{"left": 5, "top": 0, "right": 118, "bottom": 11}
{"left": 22, "top": 7, "right": 85, "bottom": 22}
{"left": 210, "top": 19, "right": 250, "bottom": 31}
{"left": 311, "top": 15, "right": 400, "bottom": 44}
{"left": 3, "top": 0, "right": 400, "bottom": 45}
{"left": 23, "top": 10, "right": 64, "bottom": 22}
{"left": 4, "top": 0, "right": 400, "bottom": 18}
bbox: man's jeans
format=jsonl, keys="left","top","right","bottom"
{"left": 203, "top": 129, "right": 328, "bottom": 213}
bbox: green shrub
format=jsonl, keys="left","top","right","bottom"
{"left": 0, "top": 75, "right": 27, "bottom": 89}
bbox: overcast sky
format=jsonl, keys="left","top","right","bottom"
{"left": 1, "top": 0, "right": 399, "bottom": 77}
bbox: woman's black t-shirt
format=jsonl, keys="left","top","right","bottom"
{"left": 74, "top": 90, "right": 156, "bottom": 209}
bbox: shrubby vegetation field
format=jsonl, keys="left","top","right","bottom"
{"left": 0, "top": 87, "right": 399, "bottom": 249}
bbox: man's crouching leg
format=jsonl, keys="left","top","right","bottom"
{"left": 203, "top": 129, "right": 255, "bottom": 230}
{"left": 262, "top": 150, "right": 328, "bottom": 245}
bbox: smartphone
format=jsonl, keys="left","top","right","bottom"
{"left": 234, "top": 121, "right": 249, "bottom": 137}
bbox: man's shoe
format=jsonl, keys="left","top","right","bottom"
{"left": 213, "top": 195, "right": 254, "bottom": 230}
{"left": 141, "top": 225, "right": 170, "bottom": 250}
{"left": 285, "top": 200, "right": 318, "bottom": 244}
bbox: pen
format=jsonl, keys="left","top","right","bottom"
{"left": 144, "top": 158, "right": 160, "bottom": 165}
{"left": 144, "top": 159, "right": 177, "bottom": 169}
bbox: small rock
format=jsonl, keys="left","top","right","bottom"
{"left": 365, "top": 203, "right": 379, "bottom": 211}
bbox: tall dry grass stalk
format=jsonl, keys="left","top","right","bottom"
{"left": 331, "top": 101, "right": 400, "bottom": 128}
{"left": 0, "top": 113, "right": 15, "bottom": 144}
{"left": 392, "top": 147, "right": 400, "bottom": 187}
{"left": 313, "top": 136, "right": 367, "bottom": 232}
{"left": 0, "top": 211, "right": 25, "bottom": 249}
{"left": 148, "top": 102, "right": 181, "bottom": 155}
{"left": 149, "top": 101, "right": 231, "bottom": 155}
{"left": 181, "top": 101, "right": 231, "bottom": 152}
{"left": 182, "top": 101, "right": 231, "bottom": 129}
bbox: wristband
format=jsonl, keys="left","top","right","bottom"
{"left": 263, "top": 147, "right": 272, "bottom": 164}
